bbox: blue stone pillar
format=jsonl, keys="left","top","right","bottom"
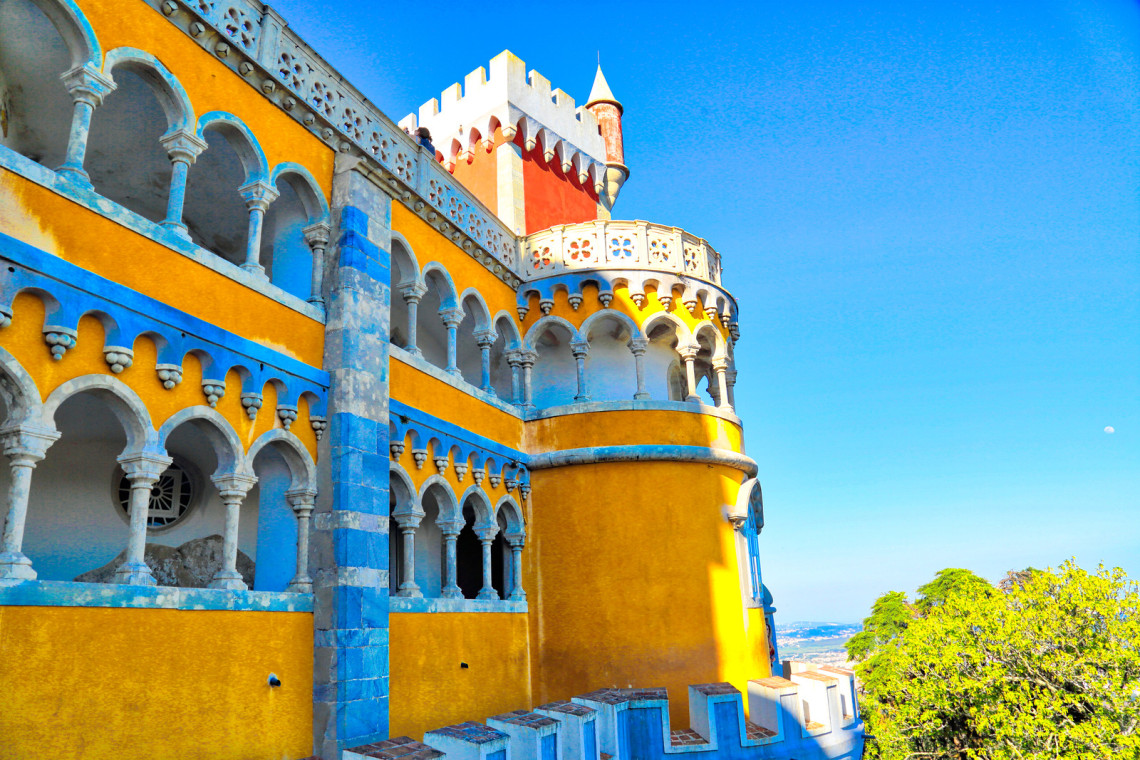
{"left": 314, "top": 158, "right": 394, "bottom": 759}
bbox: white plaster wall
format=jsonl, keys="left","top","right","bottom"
{"left": 456, "top": 310, "right": 482, "bottom": 387}
{"left": 584, "top": 335, "right": 636, "bottom": 402}
{"left": 642, "top": 340, "right": 683, "bottom": 401}
{"left": 413, "top": 502, "right": 443, "bottom": 598}
{"left": 532, "top": 337, "right": 576, "bottom": 408}
{"left": 416, "top": 285, "right": 449, "bottom": 370}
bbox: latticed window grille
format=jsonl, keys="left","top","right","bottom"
{"left": 117, "top": 462, "right": 196, "bottom": 529}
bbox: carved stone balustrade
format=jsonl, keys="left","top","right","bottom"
{"left": 521, "top": 220, "right": 722, "bottom": 284}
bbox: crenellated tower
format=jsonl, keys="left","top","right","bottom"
{"left": 399, "top": 51, "right": 627, "bottom": 235}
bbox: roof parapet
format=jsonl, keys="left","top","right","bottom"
{"left": 399, "top": 51, "right": 608, "bottom": 175}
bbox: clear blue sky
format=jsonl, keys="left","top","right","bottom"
{"left": 271, "top": 0, "right": 1140, "bottom": 622}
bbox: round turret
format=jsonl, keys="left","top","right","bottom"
{"left": 585, "top": 65, "right": 629, "bottom": 210}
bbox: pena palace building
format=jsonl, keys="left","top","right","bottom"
{"left": 0, "top": 1, "right": 864, "bottom": 758}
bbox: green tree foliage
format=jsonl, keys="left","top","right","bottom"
{"left": 847, "top": 561, "right": 1140, "bottom": 759}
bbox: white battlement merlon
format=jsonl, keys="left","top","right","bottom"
{"left": 401, "top": 51, "right": 608, "bottom": 169}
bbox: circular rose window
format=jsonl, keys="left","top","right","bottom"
{"left": 116, "top": 459, "right": 197, "bottom": 530}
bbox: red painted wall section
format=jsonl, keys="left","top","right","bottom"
{"left": 451, "top": 128, "right": 499, "bottom": 215}
{"left": 519, "top": 136, "right": 599, "bottom": 233}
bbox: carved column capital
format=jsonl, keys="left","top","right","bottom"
{"left": 211, "top": 471, "right": 258, "bottom": 501}
{"left": 474, "top": 524, "right": 499, "bottom": 542}
{"left": 712, "top": 357, "right": 729, "bottom": 372}
{"left": 727, "top": 513, "right": 749, "bottom": 532}
{"left": 398, "top": 281, "right": 428, "bottom": 304}
{"left": 159, "top": 128, "right": 208, "bottom": 165}
{"left": 286, "top": 487, "right": 317, "bottom": 515}
{"left": 627, "top": 337, "right": 649, "bottom": 356}
{"left": 569, "top": 339, "right": 590, "bottom": 359}
{"left": 679, "top": 343, "right": 700, "bottom": 361}
{"left": 0, "top": 424, "right": 60, "bottom": 464}
{"left": 61, "top": 63, "right": 116, "bottom": 107}
{"left": 439, "top": 306, "right": 464, "bottom": 328}
{"left": 392, "top": 509, "right": 425, "bottom": 530}
{"left": 238, "top": 179, "right": 279, "bottom": 212}
{"left": 437, "top": 519, "right": 464, "bottom": 537}
{"left": 518, "top": 349, "right": 538, "bottom": 368}
{"left": 474, "top": 329, "right": 497, "bottom": 349}
{"left": 117, "top": 450, "right": 173, "bottom": 485}
{"left": 302, "top": 221, "right": 332, "bottom": 249}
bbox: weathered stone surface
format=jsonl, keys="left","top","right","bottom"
{"left": 74, "top": 535, "right": 256, "bottom": 588}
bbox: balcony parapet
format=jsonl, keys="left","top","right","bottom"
{"left": 521, "top": 220, "right": 722, "bottom": 285}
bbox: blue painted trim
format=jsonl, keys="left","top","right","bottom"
{"left": 389, "top": 597, "right": 527, "bottom": 614}
{"left": 0, "top": 579, "right": 312, "bottom": 612}
{"left": 527, "top": 445, "right": 758, "bottom": 478}
{"left": 0, "top": 146, "right": 324, "bottom": 320}
{"left": 390, "top": 400, "right": 527, "bottom": 465}
{"left": 0, "top": 234, "right": 329, "bottom": 409}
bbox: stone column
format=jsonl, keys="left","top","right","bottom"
{"left": 713, "top": 358, "right": 732, "bottom": 411}
{"left": 679, "top": 344, "right": 701, "bottom": 403}
{"left": 506, "top": 534, "right": 526, "bottom": 602}
{"left": 440, "top": 306, "right": 464, "bottom": 377}
{"left": 726, "top": 369, "right": 738, "bottom": 408}
{"left": 208, "top": 471, "right": 258, "bottom": 590}
{"left": 475, "top": 525, "right": 499, "bottom": 601}
{"left": 628, "top": 337, "right": 650, "bottom": 400}
{"left": 113, "top": 450, "right": 173, "bottom": 586}
{"left": 237, "top": 179, "right": 280, "bottom": 276}
{"left": 392, "top": 510, "right": 424, "bottom": 598}
{"left": 158, "top": 129, "right": 208, "bottom": 239}
{"left": 474, "top": 329, "right": 496, "bottom": 393}
{"left": 438, "top": 519, "right": 463, "bottom": 599}
{"left": 506, "top": 351, "right": 523, "bottom": 404}
{"left": 304, "top": 222, "right": 332, "bottom": 306}
{"left": 56, "top": 64, "right": 115, "bottom": 186}
{"left": 399, "top": 282, "right": 427, "bottom": 357}
{"left": 519, "top": 349, "right": 537, "bottom": 410}
{"left": 286, "top": 488, "right": 316, "bottom": 593}
{"left": 570, "top": 339, "right": 590, "bottom": 403}
{"left": 0, "top": 425, "right": 59, "bottom": 583}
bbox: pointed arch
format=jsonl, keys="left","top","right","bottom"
{"left": 101, "top": 47, "right": 194, "bottom": 132}
{"left": 418, "top": 474, "right": 458, "bottom": 523}
{"left": 459, "top": 287, "right": 492, "bottom": 332}
{"left": 421, "top": 262, "right": 458, "bottom": 309}
{"left": 0, "top": 347, "right": 42, "bottom": 426}
{"left": 693, "top": 320, "right": 726, "bottom": 361}
{"left": 493, "top": 311, "right": 522, "bottom": 350}
{"left": 459, "top": 484, "right": 494, "bottom": 529}
{"left": 522, "top": 314, "right": 582, "bottom": 350}
{"left": 390, "top": 232, "right": 421, "bottom": 287}
{"left": 27, "top": 0, "right": 100, "bottom": 69}
{"left": 494, "top": 494, "right": 524, "bottom": 536}
{"left": 195, "top": 111, "right": 269, "bottom": 182}
{"left": 158, "top": 405, "right": 244, "bottom": 476}
{"left": 580, "top": 309, "right": 640, "bottom": 343}
{"left": 40, "top": 374, "right": 154, "bottom": 452}
{"left": 247, "top": 429, "right": 315, "bottom": 490}
{"left": 269, "top": 162, "right": 330, "bottom": 223}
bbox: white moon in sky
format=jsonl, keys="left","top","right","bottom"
{"left": 1105, "top": 426, "right": 1115, "bottom": 434}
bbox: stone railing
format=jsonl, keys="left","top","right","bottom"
{"left": 151, "top": 0, "right": 520, "bottom": 276}
{"left": 521, "top": 220, "right": 722, "bottom": 284}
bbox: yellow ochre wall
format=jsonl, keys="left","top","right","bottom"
{"left": 389, "top": 612, "right": 531, "bottom": 739}
{"left": 0, "top": 605, "right": 313, "bottom": 760}
{"left": 527, "top": 460, "right": 770, "bottom": 726}
{"left": 522, "top": 409, "right": 767, "bottom": 726}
